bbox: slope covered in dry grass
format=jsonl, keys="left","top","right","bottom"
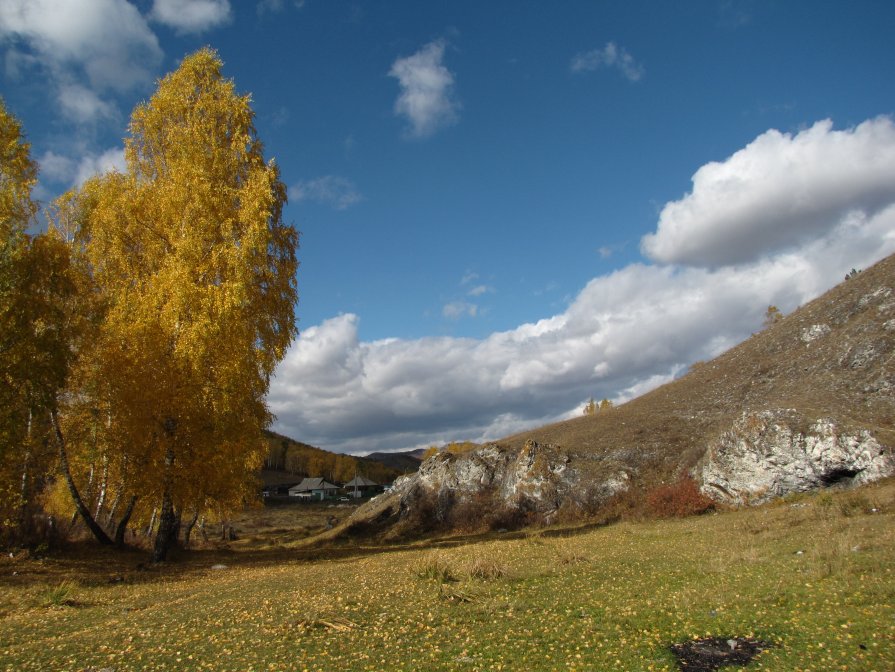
{"left": 501, "top": 253, "right": 895, "bottom": 507}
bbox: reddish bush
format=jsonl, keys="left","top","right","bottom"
{"left": 646, "top": 477, "right": 715, "bottom": 518}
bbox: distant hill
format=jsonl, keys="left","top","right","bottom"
{"left": 262, "top": 431, "right": 402, "bottom": 486}
{"left": 364, "top": 449, "right": 425, "bottom": 473}
{"left": 335, "top": 253, "right": 895, "bottom": 539}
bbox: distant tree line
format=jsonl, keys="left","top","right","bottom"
{"left": 264, "top": 433, "right": 401, "bottom": 484}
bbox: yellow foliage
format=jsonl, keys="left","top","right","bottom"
{"left": 763, "top": 304, "right": 783, "bottom": 328}
{"left": 52, "top": 49, "right": 298, "bottom": 537}
{"left": 1, "top": 100, "right": 79, "bottom": 540}
{"left": 445, "top": 441, "right": 478, "bottom": 455}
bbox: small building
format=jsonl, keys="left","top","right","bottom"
{"left": 342, "top": 475, "right": 380, "bottom": 498}
{"left": 288, "top": 477, "right": 340, "bottom": 500}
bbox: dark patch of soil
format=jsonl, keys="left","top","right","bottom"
{"left": 669, "top": 636, "right": 772, "bottom": 671}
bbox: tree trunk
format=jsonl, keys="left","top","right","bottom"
{"left": 114, "top": 495, "right": 137, "bottom": 547}
{"left": 70, "top": 462, "right": 94, "bottom": 528}
{"left": 183, "top": 510, "right": 199, "bottom": 549}
{"left": 19, "top": 409, "right": 32, "bottom": 534}
{"left": 152, "top": 431, "right": 178, "bottom": 562}
{"left": 50, "top": 408, "right": 112, "bottom": 545}
{"left": 94, "top": 453, "right": 109, "bottom": 520}
{"left": 105, "top": 491, "right": 121, "bottom": 528}
{"left": 152, "top": 493, "right": 177, "bottom": 562}
{"left": 144, "top": 507, "right": 156, "bottom": 537}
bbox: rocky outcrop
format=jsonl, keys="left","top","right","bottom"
{"left": 347, "top": 440, "right": 630, "bottom": 536}
{"left": 396, "top": 441, "right": 577, "bottom": 529}
{"left": 697, "top": 410, "right": 894, "bottom": 505}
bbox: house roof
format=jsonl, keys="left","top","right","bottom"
{"left": 344, "top": 475, "right": 379, "bottom": 488}
{"left": 288, "top": 477, "right": 340, "bottom": 492}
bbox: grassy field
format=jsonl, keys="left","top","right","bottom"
{"left": 1, "top": 482, "right": 893, "bottom": 672}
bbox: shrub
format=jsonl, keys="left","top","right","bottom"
{"left": 836, "top": 492, "right": 879, "bottom": 517}
{"left": 415, "top": 554, "right": 457, "bottom": 583}
{"left": 42, "top": 581, "right": 77, "bottom": 608}
{"left": 646, "top": 477, "right": 715, "bottom": 518}
{"left": 465, "top": 555, "right": 507, "bottom": 580}
{"left": 446, "top": 490, "right": 500, "bottom": 532}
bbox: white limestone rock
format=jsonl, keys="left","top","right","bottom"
{"left": 697, "top": 409, "right": 894, "bottom": 505}
{"left": 800, "top": 323, "right": 831, "bottom": 344}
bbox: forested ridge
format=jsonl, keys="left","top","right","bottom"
{"left": 263, "top": 431, "right": 403, "bottom": 485}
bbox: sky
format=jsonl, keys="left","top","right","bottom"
{"left": 3, "top": 1, "right": 895, "bottom": 455}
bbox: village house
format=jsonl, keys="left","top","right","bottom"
{"left": 288, "top": 477, "right": 341, "bottom": 500}
{"left": 342, "top": 475, "right": 380, "bottom": 498}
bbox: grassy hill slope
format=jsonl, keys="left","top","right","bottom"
{"left": 500, "top": 253, "right": 894, "bottom": 505}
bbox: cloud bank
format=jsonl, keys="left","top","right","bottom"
{"left": 270, "top": 117, "right": 895, "bottom": 454}
{"left": 0, "top": 0, "right": 162, "bottom": 184}
{"left": 38, "top": 147, "right": 126, "bottom": 187}
{"left": 389, "top": 38, "right": 460, "bottom": 138}
{"left": 0, "top": 0, "right": 162, "bottom": 111}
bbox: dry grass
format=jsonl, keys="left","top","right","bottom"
{"left": 1, "top": 479, "right": 892, "bottom": 671}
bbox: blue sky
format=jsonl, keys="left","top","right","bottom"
{"left": 3, "top": 1, "right": 895, "bottom": 453}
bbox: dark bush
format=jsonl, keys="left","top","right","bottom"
{"left": 646, "top": 477, "right": 715, "bottom": 518}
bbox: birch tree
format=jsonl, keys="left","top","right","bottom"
{"left": 64, "top": 49, "right": 298, "bottom": 560}
{"left": 0, "top": 100, "right": 84, "bottom": 541}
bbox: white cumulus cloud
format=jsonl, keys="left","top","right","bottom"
{"left": 389, "top": 38, "right": 460, "bottom": 139}
{"left": 270, "top": 116, "right": 895, "bottom": 455}
{"left": 37, "top": 151, "right": 77, "bottom": 184}
{"left": 289, "top": 175, "right": 363, "bottom": 210}
{"left": 641, "top": 117, "right": 895, "bottom": 266}
{"left": 571, "top": 42, "right": 644, "bottom": 82}
{"left": 150, "top": 0, "right": 231, "bottom": 34}
{"left": 75, "top": 148, "right": 127, "bottom": 186}
{"left": 38, "top": 146, "right": 125, "bottom": 188}
{"left": 57, "top": 83, "right": 118, "bottom": 123}
{"left": 0, "top": 0, "right": 162, "bottom": 92}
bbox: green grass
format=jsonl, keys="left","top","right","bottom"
{"left": 1, "top": 481, "right": 893, "bottom": 671}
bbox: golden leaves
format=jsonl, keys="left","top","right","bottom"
{"left": 47, "top": 48, "right": 298, "bottom": 528}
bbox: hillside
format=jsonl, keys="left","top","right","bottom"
{"left": 262, "top": 431, "right": 402, "bottom": 486}
{"left": 337, "top": 253, "right": 894, "bottom": 537}
{"left": 364, "top": 449, "right": 425, "bottom": 473}
{"left": 501, "top": 253, "right": 894, "bottom": 489}
{"left": 4, "top": 479, "right": 893, "bottom": 670}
